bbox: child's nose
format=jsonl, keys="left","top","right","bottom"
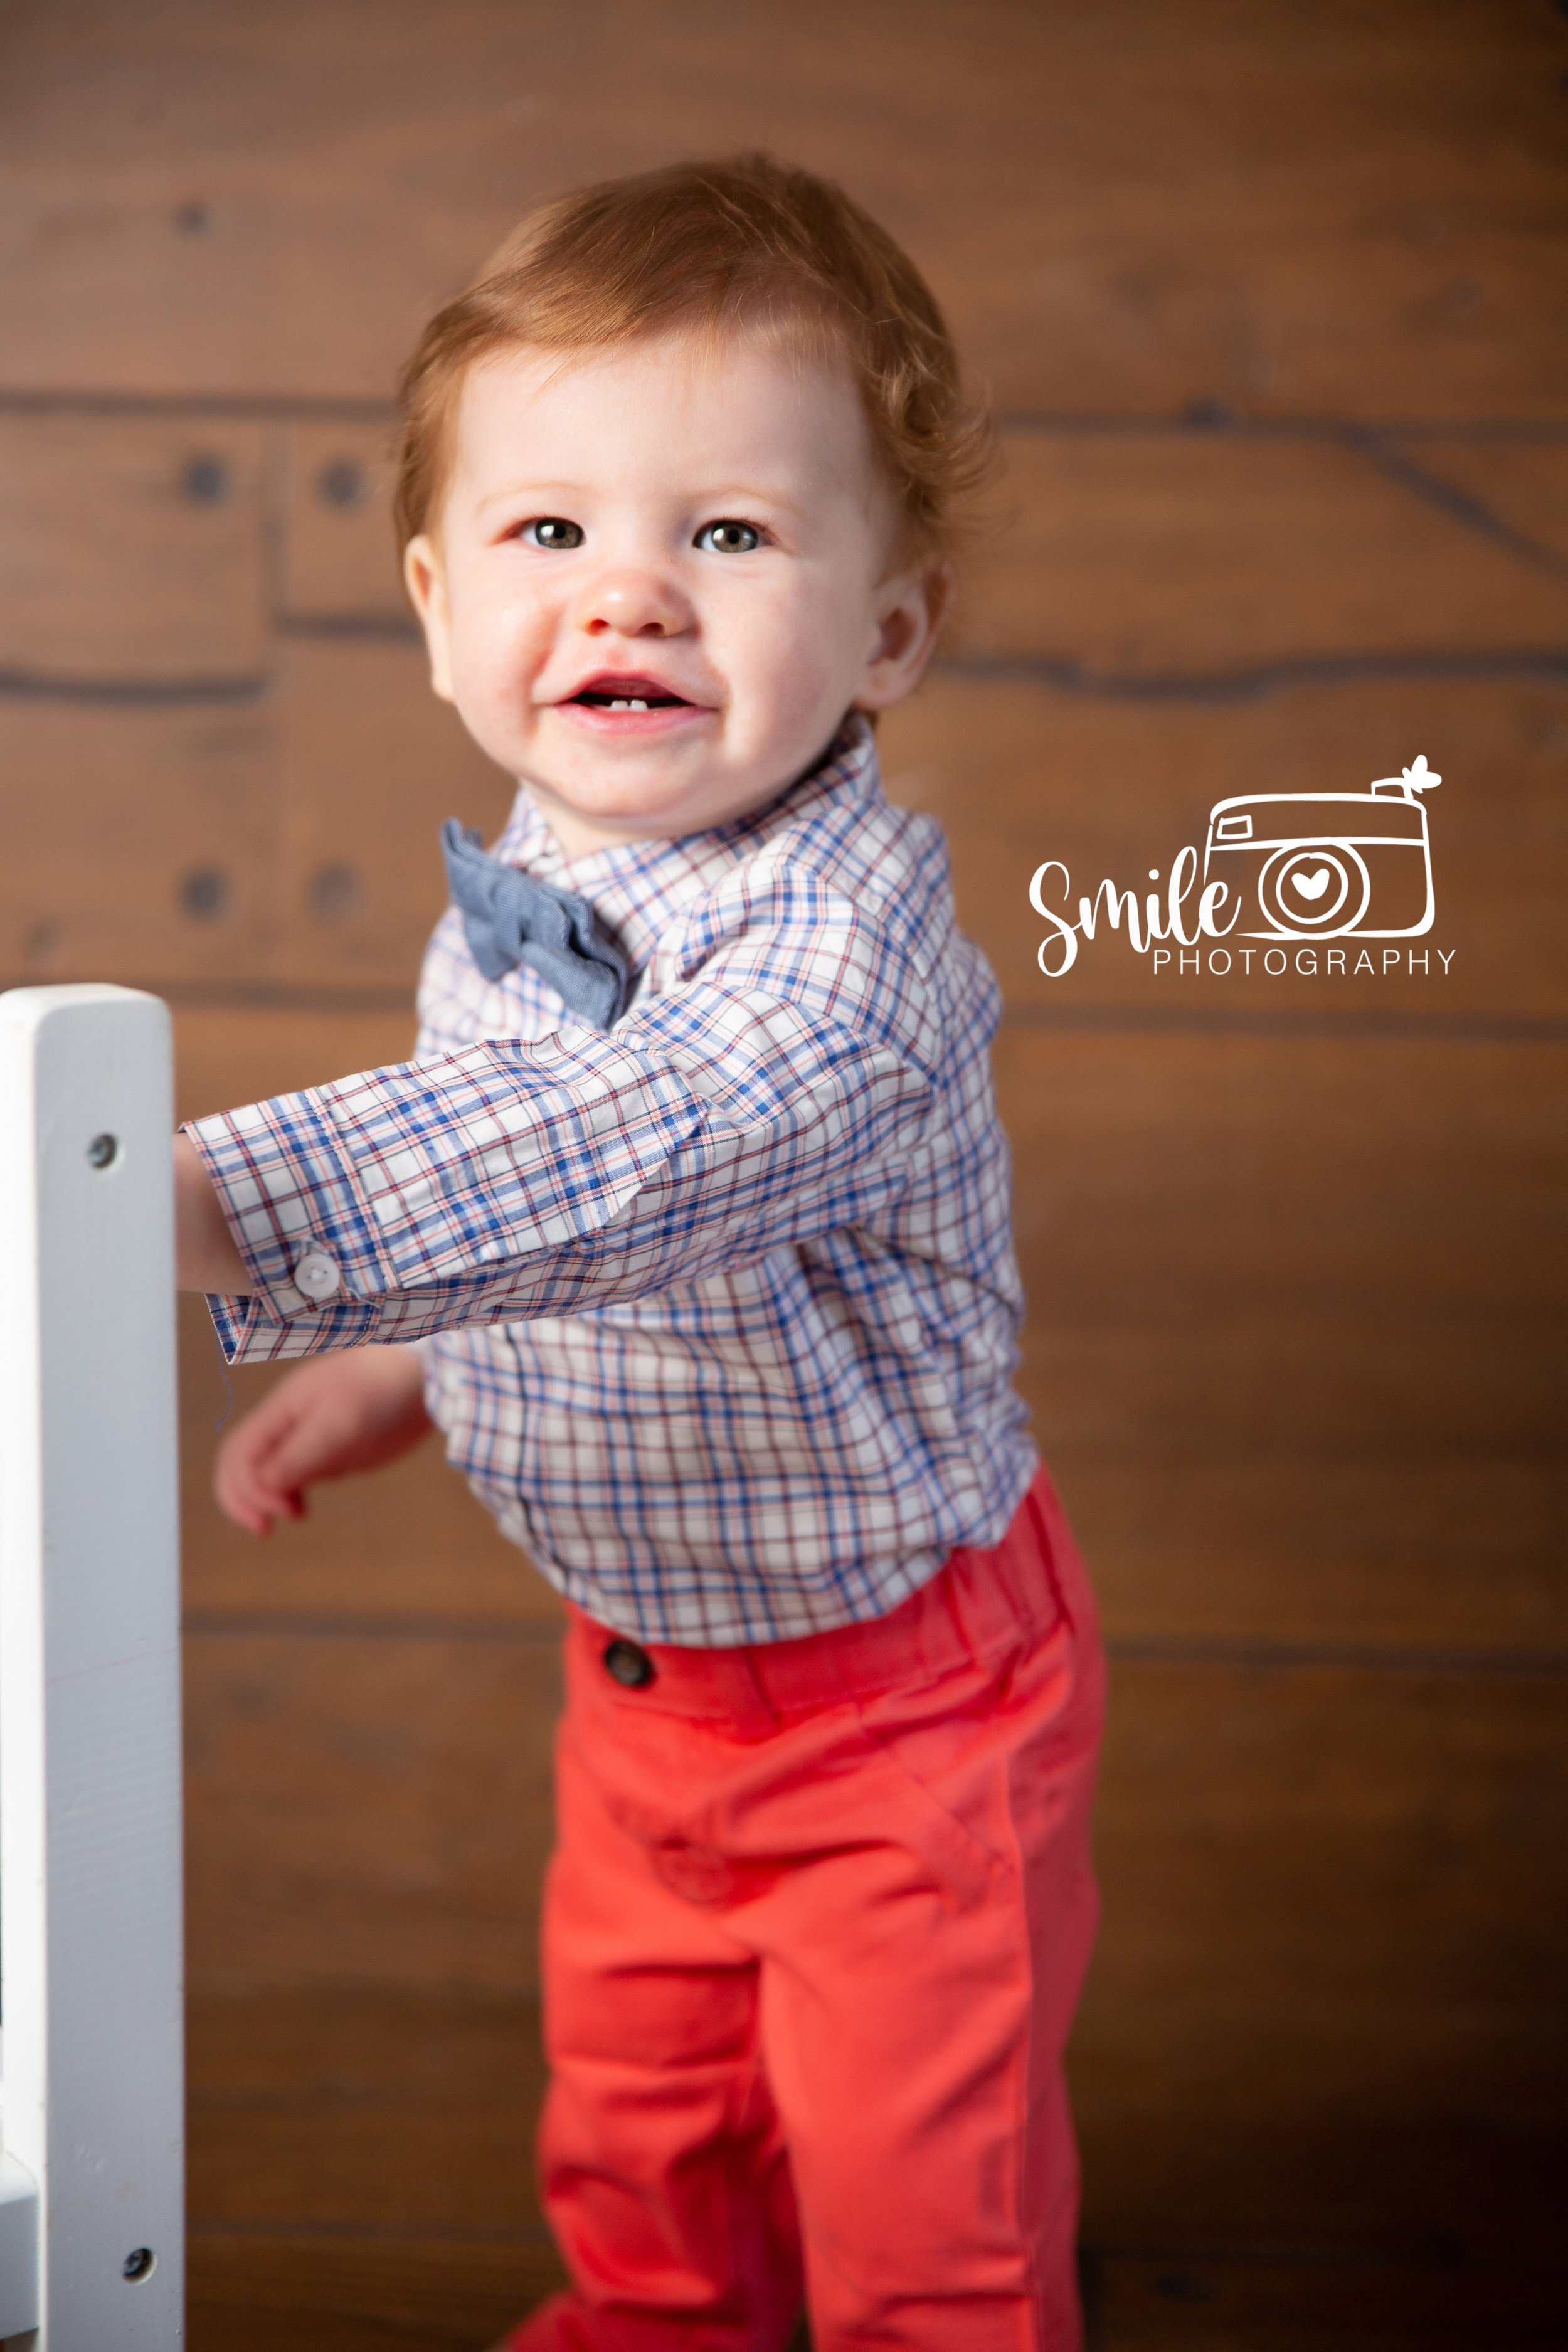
{"left": 575, "top": 566, "right": 693, "bottom": 639}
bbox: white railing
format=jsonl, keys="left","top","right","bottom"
{"left": 0, "top": 986, "right": 184, "bottom": 2348}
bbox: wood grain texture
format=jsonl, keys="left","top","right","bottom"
{"left": 1056, "top": 1457, "right": 1567, "bottom": 1659}
{"left": 1087, "top": 2252, "right": 1567, "bottom": 2351}
{"left": 183, "top": 1629, "right": 560, "bottom": 1990}
{"left": 3, "top": 1, "right": 1567, "bottom": 421}
{"left": 188, "top": 1986, "right": 548, "bottom": 2232}
{"left": 1392, "top": 433, "right": 1568, "bottom": 567}
{"left": 995, "top": 1025, "right": 1565, "bottom": 1653}
{"left": 0, "top": 693, "right": 279, "bottom": 987}
{"left": 963, "top": 430, "right": 1568, "bottom": 676}
{"left": 881, "top": 670, "right": 1567, "bottom": 1017}
{"left": 1075, "top": 1657, "right": 1568, "bottom": 2265}
{"left": 188, "top": 2233, "right": 564, "bottom": 2352}
{"left": 174, "top": 1001, "right": 418, "bottom": 1124}
{"left": 1000, "top": 1027, "right": 1562, "bottom": 1343}
{"left": 1027, "top": 1311, "right": 1551, "bottom": 1472}
{"left": 278, "top": 637, "right": 512, "bottom": 987}
{"left": 280, "top": 418, "right": 405, "bottom": 622}
{"left": 0, "top": 413, "right": 272, "bottom": 681}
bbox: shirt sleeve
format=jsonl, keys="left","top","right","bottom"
{"left": 186, "top": 864, "right": 939, "bottom": 1364}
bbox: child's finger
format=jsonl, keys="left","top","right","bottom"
{"left": 220, "top": 1471, "right": 305, "bottom": 1536}
{"left": 259, "top": 1409, "right": 354, "bottom": 1496}
{"left": 213, "top": 1451, "right": 275, "bottom": 1534}
{"left": 215, "top": 1424, "right": 309, "bottom": 1534}
{"left": 225, "top": 1384, "right": 305, "bottom": 1463}
{"left": 215, "top": 1392, "right": 304, "bottom": 1492}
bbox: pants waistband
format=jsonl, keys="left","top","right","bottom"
{"left": 566, "top": 1466, "right": 1079, "bottom": 1730}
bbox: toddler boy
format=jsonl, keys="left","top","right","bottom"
{"left": 176, "top": 156, "right": 1104, "bottom": 2352}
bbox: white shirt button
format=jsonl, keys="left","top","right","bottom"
{"left": 293, "top": 1249, "right": 341, "bottom": 1301}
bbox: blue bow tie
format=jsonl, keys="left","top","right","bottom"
{"left": 441, "top": 820, "right": 630, "bottom": 1030}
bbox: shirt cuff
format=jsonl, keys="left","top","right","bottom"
{"left": 184, "top": 1095, "right": 389, "bottom": 1362}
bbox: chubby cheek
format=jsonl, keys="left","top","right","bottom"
{"left": 445, "top": 584, "right": 557, "bottom": 763}
{"left": 718, "top": 578, "right": 862, "bottom": 761}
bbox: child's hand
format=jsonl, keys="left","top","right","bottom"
{"left": 213, "top": 1345, "right": 433, "bottom": 1535}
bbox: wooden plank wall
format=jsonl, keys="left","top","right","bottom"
{"left": 2, "top": 3, "right": 1565, "bottom": 2345}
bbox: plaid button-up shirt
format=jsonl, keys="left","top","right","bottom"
{"left": 189, "top": 718, "right": 1036, "bottom": 1645}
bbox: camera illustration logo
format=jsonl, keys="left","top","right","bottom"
{"left": 1203, "top": 756, "right": 1440, "bottom": 940}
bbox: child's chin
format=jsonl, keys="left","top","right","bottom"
{"left": 536, "top": 770, "right": 709, "bottom": 829}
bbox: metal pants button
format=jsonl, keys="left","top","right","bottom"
{"left": 602, "top": 1637, "right": 656, "bottom": 1689}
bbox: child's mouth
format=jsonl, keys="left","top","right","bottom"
{"left": 575, "top": 690, "right": 684, "bottom": 712}
{"left": 559, "top": 674, "right": 709, "bottom": 734}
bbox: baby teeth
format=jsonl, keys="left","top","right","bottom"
{"left": 607, "top": 697, "right": 650, "bottom": 712}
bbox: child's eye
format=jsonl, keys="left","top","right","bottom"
{"left": 694, "top": 519, "right": 761, "bottom": 554}
{"left": 522, "top": 517, "right": 584, "bottom": 550}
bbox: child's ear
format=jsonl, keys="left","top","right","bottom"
{"left": 854, "top": 561, "right": 951, "bottom": 714}
{"left": 403, "top": 534, "right": 456, "bottom": 703}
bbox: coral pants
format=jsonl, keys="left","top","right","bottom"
{"left": 510, "top": 1469, "right": 1104, "bottom": 2352}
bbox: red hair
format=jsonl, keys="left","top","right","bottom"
{"left": 395, "top": 153, "right": 992, "bottom": 566}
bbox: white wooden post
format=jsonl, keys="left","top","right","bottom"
{"left": 0, "top": 986, "right": 184, "bottom": 2348}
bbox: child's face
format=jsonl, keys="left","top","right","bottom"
{"left": 404, "top": 330, "right": 944, "bottom": 857}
